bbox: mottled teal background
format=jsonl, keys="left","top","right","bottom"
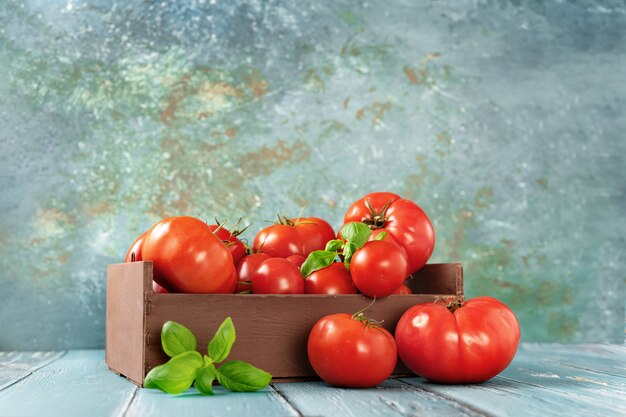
{"left": 1, "top": 1, "right": 624, "bottom": 349}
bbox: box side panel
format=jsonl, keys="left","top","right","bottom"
{"left": 144, "top": 294, "right": 442, "bottom": 379}
{"left": 106, "top": 261, "right": 151, "bottom": 385}
{"left": 408, "top": 263, "right": 463, "bottom": 296}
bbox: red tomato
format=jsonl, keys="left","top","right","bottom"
{"left": 152, "top": 281, "right": 169, "bottom": 293}
{"left": 393, "top": 284, "right": 412, "bottom": 295}
{"left": 124, "top": 232, "right": 146, "bottom": 262}
{"left": 235, "top": 253, "right": 271, "bottom": 293}
{"left": 286, "top": 254, "right": 305, "bottom": 268}
{"left": 305, "top": 263, "right": 356, "bottom": 294}
{"left": 253, "top": 224, "right": 304, "bottom": 258}
{"left": 253, "top": 217, "right": 335, "bottom": 258}
{"left": 251, "top": 258, "right": 304, "bottom": 294}
{"left": 142, "top": 217, "right": 236, "bottom": 294}
{"left": 344, "top": 192, "right": 434, "bottom": 274}
{"left": 294, "top": 217, "right": 335, "bottom": 254}
{"left": 349, "top": 240, "right": 408, "bottom": 297}
{"left": 395, "top": 297, "right": 520, "bottom": 383}
{"left": 308, "top": 313, "right": 397, "bottom": 387}
{"left": 208, "top": 224, "right": 247, "bottom": 264}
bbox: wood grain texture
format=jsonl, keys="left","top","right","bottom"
{"left": 0, "top": 350, "right": 136, "bottom": 417}
{"left": 401, "top": 344, "right": 626, "bottom": 417}
{"left": 124, "top": 385, "right": 297, "bottom": 417}
{"left": 106, "top": 261, "right": 152, "bottom": 385}
{"left": 1, "top": 345, "right": 625, "bottom": 417}
{"left": 273, "top": 379, "right": 487, "bottom": 417}
{"left": 0, "top": 351, "right": 65, "bottom": 391}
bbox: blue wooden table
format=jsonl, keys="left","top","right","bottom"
{"left": 0, "top": 344, "right": 624, "bottom": 417}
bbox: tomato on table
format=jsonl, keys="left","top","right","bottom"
{"left": 141, "top": 216, "right": 236, "bottom": 294}
{"left": 307, "top": 310, "right": 397, "bottom": 388}
{"left": 343, "top": 192, "right": 434, "bottom": 274}
{"left": 395, "top": 296, "right": 520, "bottom": 383}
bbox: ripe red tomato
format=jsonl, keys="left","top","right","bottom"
{"left": 305, "top": 263, "right": 357, "bottom": 294}
{"left": 153, "top": 281, "right": 169, "bottom": 293}
{"left": 235, "top": 253, "right": 271, "bottom": 293}
{"left": 208, "top": 224, "right": 247, "bottom": 264}
{"left": 142, "top": 216, "right": 236, "bottom": 294}
{"left": 124, "top": 232, "right": 146, "bottom": 262}
{"left": 344, "top": 192, "right": 434, "bottom": 274}
{"left": 253, "top": 217, "right": 335, "bottom": 258}
{"left": 308, "top": 313, "right": 397, "bottom": 387}
{"left": 253, "top": 224, "right": 303, "bottom": 258}
{"left": 395, "top": 297, "right": 520, "bottom": 383}
{"left": 349, "top": 240, "right": 408, "bottom": 297}
{"left": 392, "top": 284, "right": 412, "bottom": 295}
{"left": 251, "top": 258, "right": 304, "bottom": 294}
{"left": 286, "top": 254, "right": 306, "bottom": 268}
{"left": 294, "top": 217, "right": 335, "bottom": 254}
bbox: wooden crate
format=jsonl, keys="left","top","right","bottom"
{"left": 105, "top": 261, "right": 463, "bottom": 386}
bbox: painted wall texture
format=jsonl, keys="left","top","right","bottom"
{"left": 1, "top": 0, "right": 625, "bottom": 349}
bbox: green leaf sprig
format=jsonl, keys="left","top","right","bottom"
{"left": 300, "top": 222, "right": 387, "bottom": 278}
{"left": 144, "top": 318, "right": 272, "bottom": 395}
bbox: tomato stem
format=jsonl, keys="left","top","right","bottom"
{"left": 362, "top": 199, "right": 393, "bottom": 229}
{"left": 351, "top": 298, "right": 384, "bottom": 328}
{"left": 436, "top": 296, "right": 465, "bottom": 312}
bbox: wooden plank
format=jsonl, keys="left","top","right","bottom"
{"left": 519, "top": 344, "right": 626, "bottom": 377}
{"left": 402, "top": 376, "right": 626, "bottom": 417}
{"left": 123, "top": 385, "right": 298, "bottom": 417}
{"left": 273, "top": 380, "right": 488, "bottom": 417}
{"left": 0, "top": 351, "right": 65, "bottom": 391}
{"left": 401, "top": 344, "right": 626, "bottom": 417}
{"left": 501, "top": 355, "right": 626, "bottom": 405}
{"left": 0, "top": 350, "right": 136, "bottom": 417}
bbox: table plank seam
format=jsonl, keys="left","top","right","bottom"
{"left": 394, "top": 379, "right": 497, "bottom": 417}
{"left": 269, "top": 383, "right": 304, "bottom": 417}
{"left": 556, "top": 363, "right": 626, "bottom": 380}
{"left": 0, "top": 351, "right": 67, "bottom": 393}
{"left": 119, "top": 385, "right": 139, "bottom": 417}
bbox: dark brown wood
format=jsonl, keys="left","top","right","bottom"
{"left": 105, "top": 261, "right": 463, "bottom": 386}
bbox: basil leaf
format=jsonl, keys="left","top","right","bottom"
{"left": 143, "top": 351, "right": 202, "bottom": 395}
{"left": 216, "top": 360, "right": 272, "bottom": 392}
{"left": 324, "top": 239, "right": 344, "bottom": 252}
{"left": 342, "top": 242, "right": 357, "bottom": 268}
{"left": 300, "top": 250, "right": 337, "bottom": 278}
{"left": 208, "top": 317, "right": 236, "bottom": 363}
{"left": 339, "top": 222, "right": 371, "bottom": 248}
{"left": 194, "top": 364, "right": 217, "bottom": 396}
{"left": 161, "top": 321, "right": 197, "bottom": 357}
{"left": 374, "top": 231, "right": 387, "bottom": 241}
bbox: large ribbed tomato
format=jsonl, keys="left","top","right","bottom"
{"left": 141, "top": 216, "right": 236, "bottom": 293}
{"left": 343, "top": 192, "right": 434, "bottom": 274}
{"left": 395, "top": 297, "right": 520, "bottom": 383}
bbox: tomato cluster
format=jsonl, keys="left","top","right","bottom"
{"left": 124, "top": 192, "right": 434, "bottom": 296}
{"left": 123, "top": 191, "right": 520, "bottom": 388}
